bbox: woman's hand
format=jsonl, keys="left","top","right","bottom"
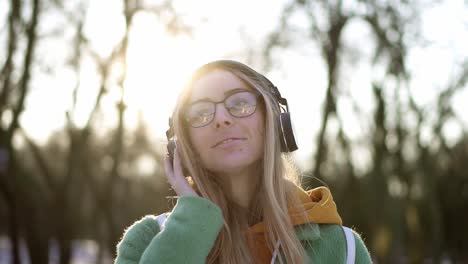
{"left": 164, "top": 146, "right": 199, "bottom": 197}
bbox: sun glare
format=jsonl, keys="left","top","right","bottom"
{"left": 124, "top": 12, "right": 199, "bottom": 139}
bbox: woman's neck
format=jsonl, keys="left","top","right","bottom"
{"left": 217, "top": 164, "right": 261, "bottom": 209}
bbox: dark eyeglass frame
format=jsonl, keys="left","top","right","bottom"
{"left": 184, "top": 90, "right": 262, "bottom": 128}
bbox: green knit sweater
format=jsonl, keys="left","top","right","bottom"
{"left": 114, "top": 196, "right": 372, "bottom": 263}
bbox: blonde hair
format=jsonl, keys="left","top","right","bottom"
{"left": 171, "top": 60, "right": 309, "bottom": 263}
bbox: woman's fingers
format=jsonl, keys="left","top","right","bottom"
{"left": 172, "top": 146, "right": 183, "bottom": 179}
{"left": 163, "top": 155, "right": 175, "bottom": 185}
{"left": 163, "top": 147, "right": 198, "bottom": 197}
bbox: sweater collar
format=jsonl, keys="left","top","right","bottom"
{"left": 243, "top": 183, "right": 342, "bottom": 263}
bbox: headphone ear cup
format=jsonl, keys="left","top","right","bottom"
{"left": 279, "top": 112, "right": 298, "bottom": 152}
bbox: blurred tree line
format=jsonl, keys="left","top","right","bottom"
{"left": 262, "top": 1, "right": 468, "bottom": 263}
{"left": 0, "top": 0, "right": 467, "bottom": 263}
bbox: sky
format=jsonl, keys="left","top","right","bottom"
{"left": 11, "top": 0, "right": 468, "bottom": 170}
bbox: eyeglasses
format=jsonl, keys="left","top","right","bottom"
{"left": 184, "top": 90, "right": 261, "bottom": 128}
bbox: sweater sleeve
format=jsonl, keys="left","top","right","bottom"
{"left": 114, "top": 215, "right": 161, "bottom": 264}
{"left": 352, "top": 230, "right": 372, "bottom": 264}
{"left": 114, "top": 195, "right": 224, "bottom": 264}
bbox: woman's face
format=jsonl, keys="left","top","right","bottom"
{"left": 186, "top": 69, "right": 265, "bottom": 175}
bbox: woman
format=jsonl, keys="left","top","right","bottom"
{"left": 115, "top": 60, "right": 372, "bottom": 263}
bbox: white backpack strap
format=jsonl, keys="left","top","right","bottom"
{"left": 341, "top": 226, "right": 356, "bottom": 264}
{"left": 270, "top": 240, "right": 281, "bottom": 264}
{"left": 156, "top": 213, "right": 168, "bottom": 230}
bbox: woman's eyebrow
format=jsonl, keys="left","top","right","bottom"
{"left": 190, "top": 87, "right": 249, "bottom": 104}
{"left": 224, "top": 87, "right": 248, "bottom": 96}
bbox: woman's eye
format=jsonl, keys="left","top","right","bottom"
{"left": 232, "top": 99, "right": 249, "bottom": 108}
{"left": 195, "top": 109, "right": 210, "bottom": 116}
{"left": 194, "top": 114, "right": 210, "bottom": 121}
{"left": 191, "top": 104, "right": 212, "bottom": 116}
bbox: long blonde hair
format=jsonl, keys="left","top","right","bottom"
{"left": 171, "top": 60, "right": 309, "bottom": 263}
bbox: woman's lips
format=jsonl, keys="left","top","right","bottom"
{"left": 212, "top": 138, "right": 246, "bottom": 148}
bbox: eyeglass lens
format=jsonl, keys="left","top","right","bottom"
{"left": 185, "top": 91, "right": 259, "bottom": 128}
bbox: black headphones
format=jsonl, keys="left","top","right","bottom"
{"left": 261, "top": 75, "right": 298, "bottom": 153}
{"left": 165, "top": 60, "right": 298, "bottom": 162}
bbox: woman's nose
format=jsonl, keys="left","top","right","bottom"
{"left": 213, "top": 104, "right": 233, "bottom": 128}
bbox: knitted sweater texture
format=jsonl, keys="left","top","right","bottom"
{"left": 115, "top": 188, "right": 372, "bottom": 263}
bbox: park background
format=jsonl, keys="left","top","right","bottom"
{"left": 1, "top": 0, "right": 467, "bottom": 263}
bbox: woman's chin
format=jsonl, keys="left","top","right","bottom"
{"left": 206, "top": 156, "right": 260, "bottom": 174}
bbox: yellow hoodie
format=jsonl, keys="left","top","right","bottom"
{"left": 244, "top": 185, "right": 343, "bottom": 263}
{"left": 189, "top": 180, "right": 343, "bottom": 263}
{"left": 115, "top": 181, "right": 372, "bottom": 264}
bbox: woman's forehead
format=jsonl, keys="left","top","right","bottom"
{"left": 189, "top": 70, "right": 254, "bottom": 102}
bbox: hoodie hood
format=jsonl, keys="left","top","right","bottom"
{"left": 247, "top": 184, "right": 342, "bottom": 233}
{"left": 244, "top": 183, "right": 343, "bottom": 263}
{"left": 189, "top": 180, "right": 342, "bottom": 263}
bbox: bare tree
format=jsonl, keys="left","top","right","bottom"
{"left": 0, "top": 0, "right": 42, "bottom": 263}
{"left": 262, "top": 0, "right": 468, "bottom": 262}
{"left": 1, "top": 0, "right": 190, "bottom": 263}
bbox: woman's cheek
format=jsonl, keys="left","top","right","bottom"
{"left": 192, "top": 135, "right": 211, "bottom": 166}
